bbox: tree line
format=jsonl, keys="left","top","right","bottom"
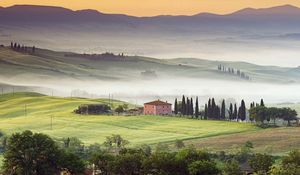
{"left": 174, "top": 96, "right": 298, "bottom": 126}
{"left": 1, "top": 130, "right": 299, "bottom": 175}
{"left": 10, "top": 42, "right": 36, "bottom": 54}
{"left": 217, "top": 64, "right": 250, "bottom": 80}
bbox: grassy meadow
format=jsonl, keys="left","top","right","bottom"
{"left": 0, "top": 92, "right": 259, "bottom": 146}
{"left": 0, "top": 92, "right": 299, "bottom": 156}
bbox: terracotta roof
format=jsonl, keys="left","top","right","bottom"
{"left": 144, "top": 100, "right": 172, "bottom": 106}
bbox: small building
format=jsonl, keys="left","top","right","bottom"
{"left": 144, "top": 100, "right": 172, "bottom": 115}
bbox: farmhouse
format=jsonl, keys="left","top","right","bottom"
{"left": 144, "top": 100, "right": 172, "bottom": 115}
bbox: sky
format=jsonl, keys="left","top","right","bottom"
{"left": 1, "top": 0, "right": 300, "bottom": 16}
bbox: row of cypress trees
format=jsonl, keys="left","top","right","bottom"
{"left": 10, "top": 42, "right": 35, "bottom": 53}
{"left": 174, "top": 95, "right": 265, "bottom": 121}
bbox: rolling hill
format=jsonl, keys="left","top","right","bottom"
{"left": 1, "top": 5, "right": 300, "bottom": 66}
{"left": 0, "top": 92, "right": 299, "bottom": 155}
{"left": 0, "top": 46, "right": 299, "bottom": 90}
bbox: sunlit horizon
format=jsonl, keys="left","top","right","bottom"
{"left": 1, "top": 0, "right": 300, "bottom": 16}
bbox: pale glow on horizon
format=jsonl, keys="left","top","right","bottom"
{"left": 1, "top": 0, "right": 300, "bottom": 16}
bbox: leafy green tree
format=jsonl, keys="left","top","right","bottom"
{"left": 111, "top": 152, "right": 144, "bottom": 175}
{"left": 58, "top": 150, "right": 85, "bottom": 175}
{"left": 281, "top": 108, "right": 298, "bottom": 126}
{"left": 223, "top": 159, "right": 242, "bottom": 175}
{"left": 3, "top": 130, "right": 61, "bottom": 175}
{"left": 143, "top": 152, "right": 183, "bottom": 175}
{"left": 103, "top": 134, "right": 129, "bottom": 151}
{"left": 248, "top": 153, "right": 274, "bottom": 174}
{"left": 90, "top": 151, "right": 115, "bottom": 175}
{"left": 282, "top": 149, "right": 300, "bottom": 167}
{"left": 115, "top": 105, "right": 125, "bottom": 115}
{"left": 188, "top": 160, "right": 219, "bottom": 175}
{"left": 270, "top": 150, "right": 300, "bottom": 175}
{"left": 249, "top": 106, "right": 268, "bottom": 124}
{"left": 270, "top": 164, "right": 300, "bottom": 175}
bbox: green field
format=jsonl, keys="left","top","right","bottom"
{"left": 1, "top": 92, "right": 299, "bottom": 156}
{"left": 0, "top": 92, "right": 259, "bottom": 146}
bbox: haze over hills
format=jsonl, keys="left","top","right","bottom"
{"left": 0, "top": 46, "right": 300, "bottom": 104}
{"left": 1, "top": 5, "right": 300, "bottom": 66}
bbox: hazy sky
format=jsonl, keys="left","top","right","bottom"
{"left": 1, "top": 0, "right": 300, "bottom": 16}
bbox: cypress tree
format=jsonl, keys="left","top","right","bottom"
{"left": 239, "top": 100, "right": 246, "bottom": 121}
{"left": 190, "top": 98, "right": 194, "bottom": 117}
{"left": 228, "top": 103, "right": 233, "bottom": 120}
{"left": 186, "top": 97, "right": 190, "bottom": 116}
{"left": 211, "top": 98, "right": 216, "bottom": 119}
{"left": 204, "top": 104, "right": 208, "bottom": 120}
{"left": 221, "top": 99, "right": 226, "bottom": 120}
{"left": 181, "top": 95, "right": 186, "bottom": 115}
{"left": 234, "top": 103, "right": 238, "bottom": 121}
{"left": 216, "top": 106, "right": 221, "bottom": 119}
{"left": 208, "top": 99, "right": 212, "bottom": 119}
{"left": 195, "top": 97, "right": 199, "bottom": 119}
{"left": 174, "top": 98, "right": 178, "bottom": 115}
{"left": 260, "top": 99, "right": 265, "bottom": 107}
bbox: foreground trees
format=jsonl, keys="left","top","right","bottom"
{"left": 2, "top": 130, "right": 299, "bottom": 175}
{"left": 2, "top": 130, "right": 85, "bottom": 175}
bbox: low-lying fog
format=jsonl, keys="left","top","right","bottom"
{"left": 1, "top": 77, "right": 300, "bottom": 106}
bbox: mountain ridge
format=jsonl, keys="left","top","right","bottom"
{"left": 1, "top": 4, "right": 300, "bottom": 19}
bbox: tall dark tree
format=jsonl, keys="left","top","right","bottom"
{"left": 204, "top": 104, "right": 208, "bottom": 120}
{"left": 10, "top": 42, "right": 13, "bottom": 49}
{"left": 195, "top": 97, "right": 199, "bottom": 119}
{"left": 240, "top": 100, "right": 246, "bottom": 121}
{"left": 228, "top": 103, "right": 233, "bottom": 120}
{"left": 181, "top": 95, "right": 186, "bottom": 115}
{"left": 260, "top": 99, "right": 265, "bottom": 107}
{"left": 215, "top": 106, "right": 221, "bottom": 119}
{"left": 211, "top": 98, "right": 216, "bottom": 119}
{"left": 234, "top": 104, "right": 238, "bottom": 121}
{"left": 190, "top": 98, "right": 194, "bottom": 117}
{"left": 174, "top": 98, "right": 178, "bottom": 115}
{"left": 186, "top": 97, "right": 190, "bottom": 116}
{"left": 221, "top": 99, "right": 226, "bottom": 120}
{"left": 207, "top": 99, "right": 212, "bottom": 119}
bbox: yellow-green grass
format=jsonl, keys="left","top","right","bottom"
{"left": 0, "top": 92, "right": 258, "bottom": 146}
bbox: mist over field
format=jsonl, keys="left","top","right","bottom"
{"left": 1, "top": 76, "right": 300, "bottom": 106}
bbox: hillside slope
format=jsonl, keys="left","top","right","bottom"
{"left": 0, "top": 47, "right": 299, "bottom": 86}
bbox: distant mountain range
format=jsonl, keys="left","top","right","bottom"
{"left": 1, "top": 4, "right": 300, "bottom": 23}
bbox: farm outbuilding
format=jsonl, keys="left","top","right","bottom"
{"left": 144, "top": 100, "right": 172, "bottom": 115}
